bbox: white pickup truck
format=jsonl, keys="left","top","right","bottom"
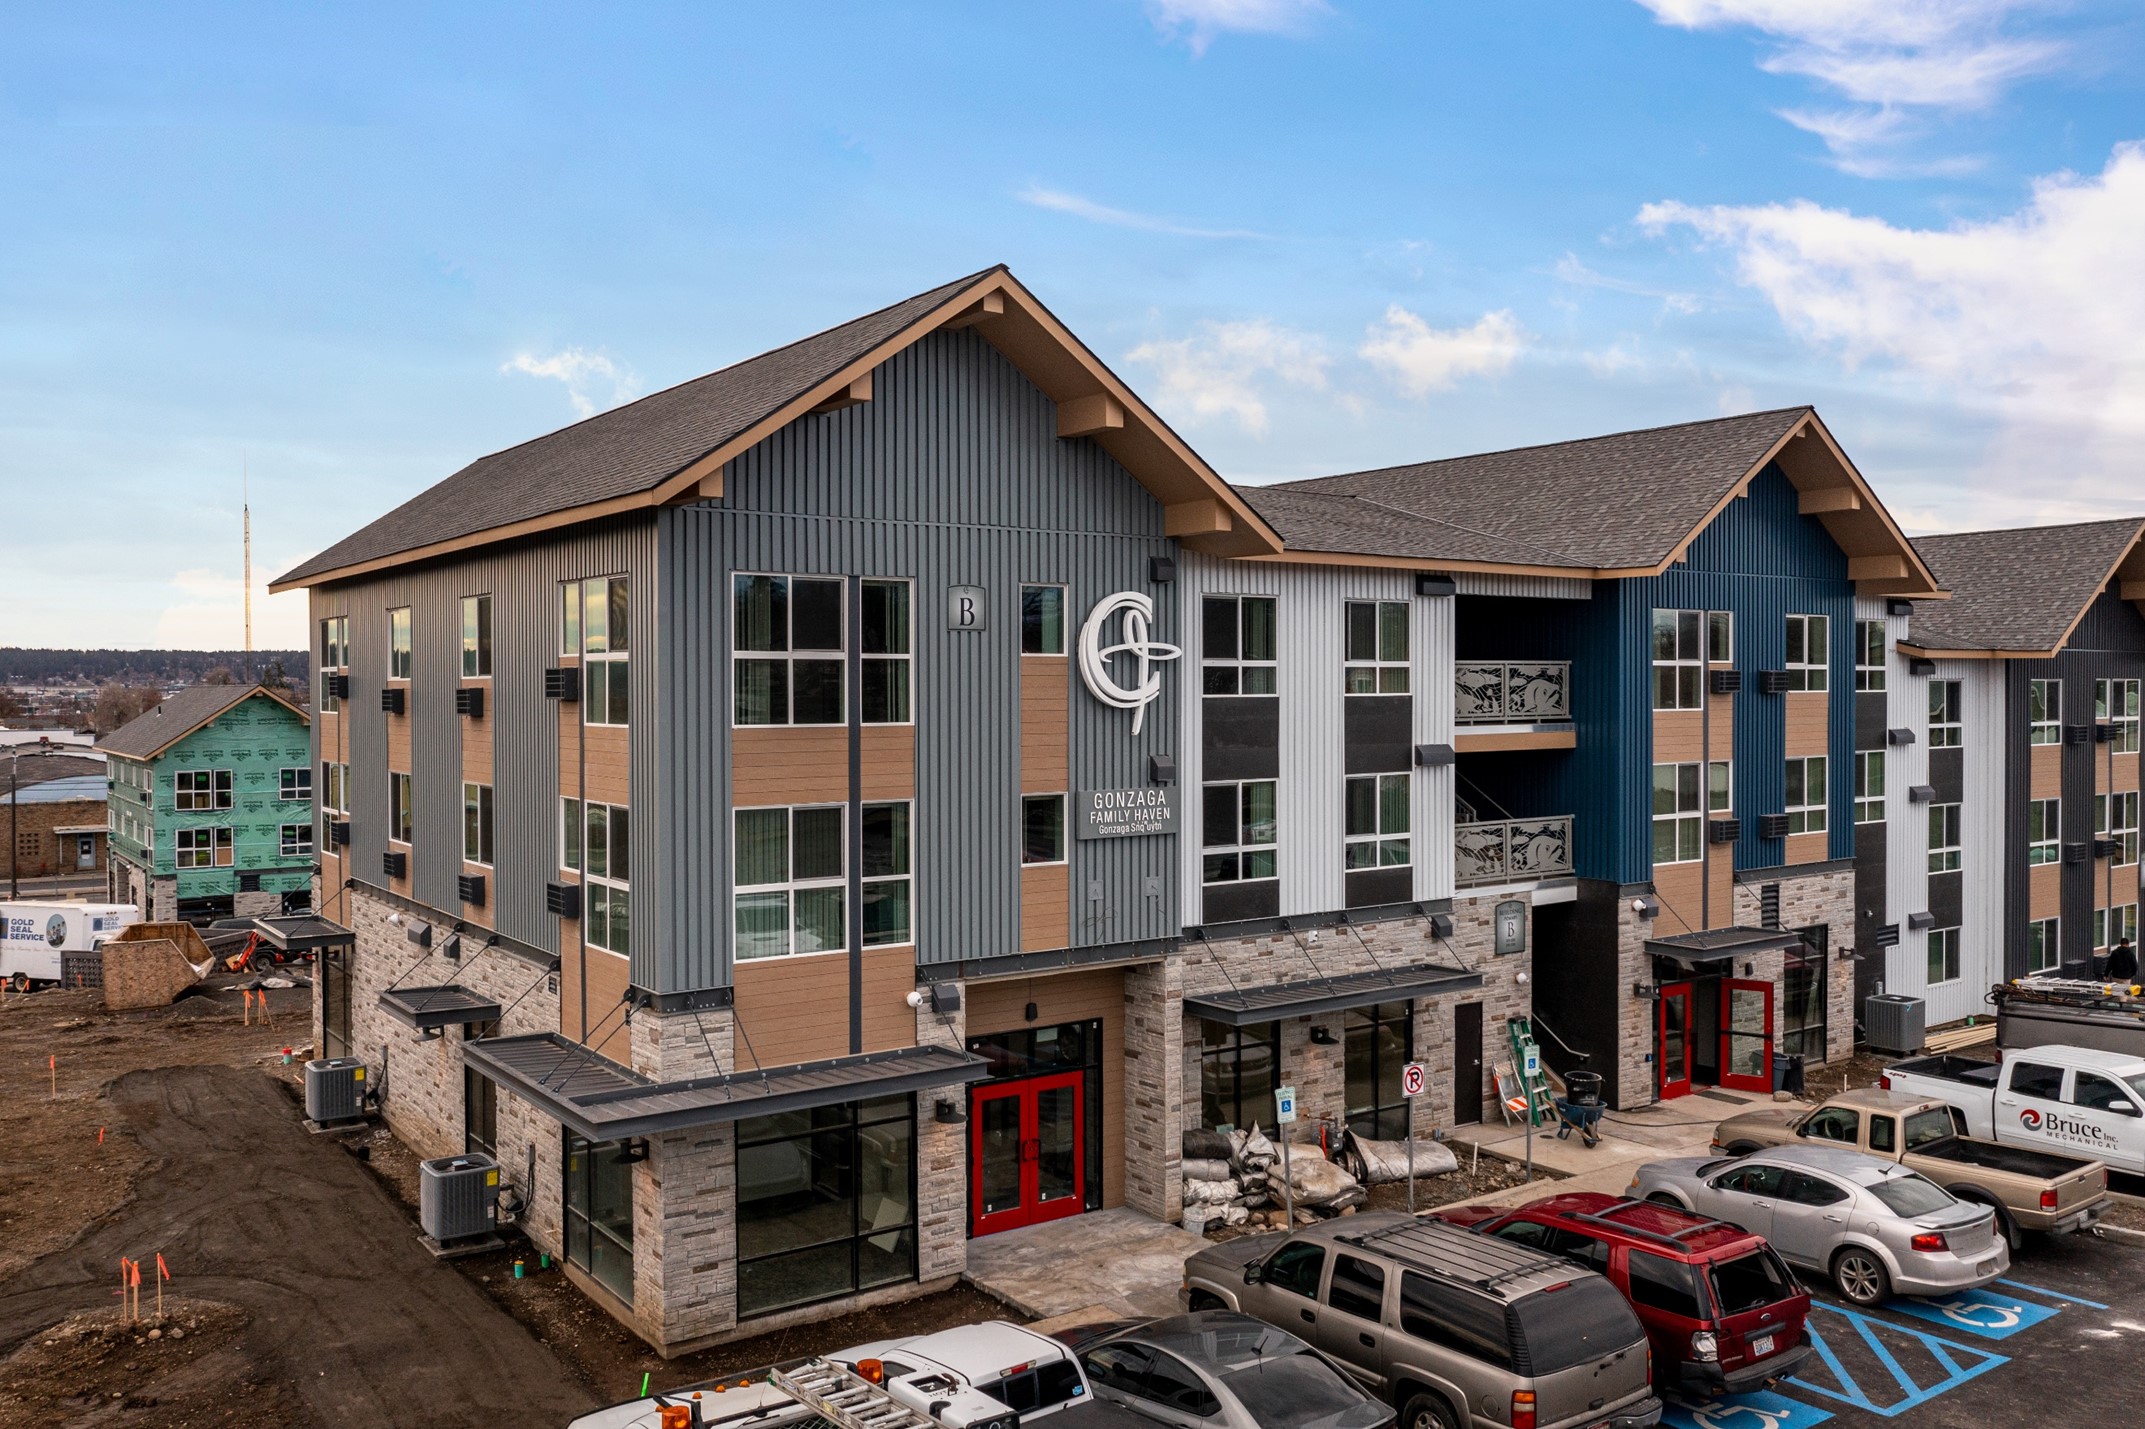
{"left": 1884, "top": 1047, "right": 2145, "bottom": 1176}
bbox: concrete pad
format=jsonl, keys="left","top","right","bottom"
{"left": 965, "top": 1208, "right": 1206, "bottom": 1321}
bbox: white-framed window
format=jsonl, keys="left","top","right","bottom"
{"left": 461, "top": 594, "right": 493, "bottom": 678}
{"left": 1785, "top": 614, "right": 1829, "bottom": 692}
{"left": 280, "top": 823, "right": 314, "bottom": 857}
{"left": 1653, "top": 763, "right": 1703, "bottom": 865}
{"left": 734, "top": 804, "right": 845, "bottom": 960}
{"left": 564, "top": 576, "right": 630, "bottom": 727}
{"left": 388, "top": 606, "right": 412, "bottom": 681}
{"left": 1785, "top": 756, "right": 1827, "bottom": 835}
{"left": 1203, "top": 780, "right": 1278, "bottom": 884}
{"left": 320, "top": 761, "right": 349, "bottom": 815}
{"left": 1343, "top": 773, "right": 1410, "bottom": 869}
{"left": 2026, "top": 916, "right": 2061, "bottom": 975}
{"left": 319, "top": 614, "right": 348, "bottom": 712}
{"left": 279, "top": 767, "right": 311, "bottom": 801}
{"left": 2097, "top": 678, "right": 2141, "bottom": 753}
{"left": 858, "top": 801, "right": 912, "bottom": 947}
{"left": 560, "top": 797, "right": 631, "bottom": 955}
{"left": 1854, "top": 751, "right": 1885, "bottom": 824}
{"left": 2095, "top": 905, "right": 2140, "bottom": 952}
{"left": 1203, "top": 596, "right": 1278, "bottom": 695}
{"left": 2097, "top": 791, "right": 2140, "bottom": 867}
{"left": 389, "top": 772, "right": 412, "bottom": 845}
{"left": 1709, "top": 759, "right": 1732, "bottom": 817}
{"left": 464, "top": 782, "right": 494, "bottom": 866}
{"left": 858, "top": 579, "right": 911, "bottom": 724}
{"left": 733, "top": 574, "right": 841, "bottom": 726}
{"left": 1021, "top": 794, "right": 1067, "bottom": 866}
{"left": 175, "top": 769, "right": 233, "bottom": 812}
{"left": 176, "top": 827, "right": 233, "bottom": 869}
{"left": 2028, "top": 798, "right": 2061, "bottom": 866}
{"left": 1708, "top": 611, "right": 1733, "bottom": 664}
{"left": 1927, "top": 926, "right": 1961, "bottom": 985}
{"left": 2029, "top": 679, "right": 2062, "bottom": 746}
{"left": 1021, "top": 585, "right": 1067, "bottom": 656}
{"left": 1928, "top": 680, "right": 1963, "bottom": 748}
{"left": 1344, "top": 601, "right": 1408, "bottom": 694}
{"left": 1652, "top": 609, "right": 1704, "bottom": 711}
{"left": 1855, "top": 619, "right": 1887, "bottom": 692}
{"left": 1928, "top": 803, "right": 1962, "bottom": 873}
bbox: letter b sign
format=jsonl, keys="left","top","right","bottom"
{"left": 947, "top": 585, "right": 987, "bottom": 632}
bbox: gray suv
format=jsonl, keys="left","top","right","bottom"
{"left": 1183, "top": 1213, "right": 1660, "bottom": 1429}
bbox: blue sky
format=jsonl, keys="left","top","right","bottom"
{"left": 5, "top": 1, "right": 2144, "bottom": 649}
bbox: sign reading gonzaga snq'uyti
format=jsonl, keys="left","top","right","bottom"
{"left": 1077, "top": 786, "right": 1178, "bottom": 839}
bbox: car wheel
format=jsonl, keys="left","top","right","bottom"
{"left": 1400, "top": 1391, "right": 1460, "bottom": 1429}
{"left": 1645, "top": 1192, "right": 1686, "bottom": 1209}
{"left": 1832, "top": 1248, "right": 1890, "bottom": 1305}
{"left": 1726, "top": 1141, "right": 1761, "bottom": 1155}
{"left": 8, "top": 971, "right": 27, "bottom": 994}
{"left": 1188, "top": 1291, "right": 1226, "bottom": 1311}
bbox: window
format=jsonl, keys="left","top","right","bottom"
{"left": 278, "top": 767, "right": 311, "bottom": 802}
{"left": 1262, "top": 1241, "right": 1325, "bottom": 1300}
{"left": 566, "top": 576, "right": 631, "bottom": 727}
{"left": 1709, "top": 759, "right": 1732, "bottom": 817}
{"left": 1625, "top": 1251, "right": 1703, "bottom": 1321}
{"left": 1782, "top": 928, "right": 1827, "bottom": 1060}
{"left": 389, "top": 773, "right": 412, "bottom": 844}
{"left": 1398, "top": 1272, "right": 1513, "bottom": 1370}
{"left": 1021, "top": 585, "right": 1066, "bottom": 655}
{"left": 2009, "top": 1061, "right": 2065, "bottom": 1100}
{"left": 2098, "top": 791, "right": 2140, "bottom": 867}
{"left": 463, "top": 782, "right": 494, "bottom": 866}
{"left": 1785, "top": 614, "right": 1829, "bottom": 692}
{"left": 320, "top": 761, "right": 349, "bottom": 815}
{"left": 1802, "top": 1106, "right": 1859, "bottom": 1142}
{"left": 1928, "top": 680, "right": 1962, "bottom": 748}
{"left": 557, "top": 800, "right": 631, "bottom": 956}
{"left": 461, "top": 594, "right": 493, "bottom": 677}
{"left": 1652, "top": 609, "right": 1703, "bottom": 710}
{"left": 1779, "top": 1170, "right": 1850, "bottom": 1208}
{"left": 279, "top": 823, "right": 313, "bottom": 856}
{"left": 2027, "top": 916, "right": 2061, "bottom": 975}
{"left": 1652, "top": 763, "right": 1703, "bottom": 865}
{"left": 2100, "top": 678, "right": 2142, "bottom": 753}
{"left": 1927, "top": 925, "right": 1961, "bottom": 985}
{"left": 1344, "top": 773, "right": 1410, "bottom": 870}
{"left": 734, "top": 574, "right": 840, "bottom": 726}
{"left": 465, "top": 1060, "right": 498, "bottom": 1159}
{"left": 736, "top": 1094, "right": 916, "bottom": 1319}
{"left": 859, "top": 579, "right": 911, "bottom": 724}
{"left": 1869, "top": 1115, "right": 1897, "bottom": 1153}
{"left": 175, "top": 770, "right": 233, "bottom": 812}
{"left": 388, "top": 606, "right": 412, "bottom": 681}
{"left": 1327, "top": 1254, "right": 1387, "bottom": 1322}
{"left": 1203, "top": 781, "right": 1277, "bottom": 884}
{"left": 562, "top": 1135, "right": 634, "bottom": 1305}
{"left": 319, "top": 615, "right": 348, "bottom": 713}
{"left": 859, "top": 802, "right": 912, "bottom": 947}
{"left": 735, "top": 805, "right": 845, "bottom": 959}
{"left": 1199, "top": 1019, "right": 1279, "bottom": 1131}
{"left": 1785, "top": 756, "right": 1827, "bottom": 835}
{"left": 176, "top": 827, "right": 233, "bottom": 869}
{"left": 2029, "top": 798, "right": 2061, "bottom": 865}
{"left": 1709, "top": 610, "right": 1734, "bottom": 664}
{"left": 1202, "top": 595, "right": 1278, "bottom": 694}
{"left": 1343, "top": 600, "right": 1408, "bottom": 694}
{"left": 2096, "top": 905, "right": 2140, "bottom": 952}
{"left": 2030, "top": 679, "right": 2062, "bottom": 745}
{"left": 1345, "top": 1002, "right": 1413, "bottom": 1141}
{"left": 1854, "top": 751, "right": 1885, "bottom": 824}
{"left": 1855, "top": 619, "right": 1887, "bottom": 691}
{"left": 2072, "top": 1072, "right": 2141, "bottom": 1115}
{"left": 1927, "top": 803, "right": 1962, "bottom": 874}
{"left": 1022, "top": 794, "right": 1066, "bottom": 865}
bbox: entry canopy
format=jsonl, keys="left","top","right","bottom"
{"left": 1184, "top": 963, "right": 1483, "bottom": 1028}
{"left": 461, "top": 1033, "right": 991, "bottom": 1142}
{"left": 379, "top": 984, "right": 503, "bottom": 1032}
{"left": 246, "top": 914, "right": 355, "bottom": 952}
{"left": 1646, "top": 928, "right": 1805, "bottom": 966}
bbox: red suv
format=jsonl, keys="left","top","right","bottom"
{"left": 1434, "top": 1193, "right": 1812, "bottom": 1397}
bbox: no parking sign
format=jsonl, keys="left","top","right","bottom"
{"left": 1402, "top": 1062, "right": 1426, "bottom": 1098}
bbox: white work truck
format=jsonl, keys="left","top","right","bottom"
{"left": 1884, "top": 1047, "right": 2145, "bottom": 1176}
{"left": 0, "top": 900, "right": 140, "bottom": 991}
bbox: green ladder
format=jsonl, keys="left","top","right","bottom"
{"left": 1506, "top": 1017, "right": 1557, "bottom": 1128}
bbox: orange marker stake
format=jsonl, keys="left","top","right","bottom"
{"left": 49, "top": 1054, "right": 56, "bottom": 1097}
{"left": 130, "top": 1258, "right": 142, "bottom": 1321}
{"left": 98, "top": 1126, "right": 105, "bottom": 1144}
{"left": 155, "top": 1252, "right": 167, "bottom": 1318}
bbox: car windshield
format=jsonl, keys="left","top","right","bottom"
{"left": 1903, "top": 1109, "right": 1957, "bottom": 1149}
{"left": 1509, "top": 1278, "right": 1643, "bottom": 1376}
{"left": 1220, "top": 1353, "right": 1369, "bottom": 1429}
{"left": 1866, "top": 1173, "right": 1956, "bottom": 1218}
{"left": 2125, "top": 1074, "right": 2145, "bottom": 1106}
{"left": 1709, "top": 1248, "right": 1796, "bottom": 1316}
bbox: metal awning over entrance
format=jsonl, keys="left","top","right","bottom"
{"left": 1647, "top": 927, "right": 1804, "bottom": 966}
{"left": 461, "top": 1033, "right": 991, "bottom": 1141}
{"left": 1184, "top": 964, "right": 1483, "bottom": 1027}
{"left": 247, "top": 914, "right": 356, "bottom": 952}
{"left": 379, "top": 985, "right": 502, "bottom": 1032}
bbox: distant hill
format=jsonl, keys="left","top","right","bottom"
{"left": 0, "top": 649, "right": 310, "bottom": 686}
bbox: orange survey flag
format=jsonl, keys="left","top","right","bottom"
{"left": 156, "top": 1253, "right": 170, "bottom": 1281}
{"left": 129, "top": 1260, "right": 141, "bottom": 1288}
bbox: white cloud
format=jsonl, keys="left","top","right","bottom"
{"left": 1015, "top": 184, "right": 1267, "bottom": 239}
{"left": 1148, "top": 0, "right": 1329, "bottom": 54}
{"left": 1359, "top": 308, "right": 1528, "bottom": 397}
{"left": 502, "top": 347, "right": 639, "bottom": 418}
{"left": 1553, "top": 253, "right": 1702, "bottom": 314}
{"left": 150, "top": 561, "right": 310, "bottom": 652}
{"left": 1126, "top": 319, "right": 1330, "bottom": 436}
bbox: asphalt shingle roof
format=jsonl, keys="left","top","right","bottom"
{"left": 274, "top": 268, "right": 1003, "bottom": 586}
{"left": 97, "top": 684, "right": 297, "bottom": 760}
{"left": 1909, "top": 517, "right": 2145, "bottom": 653}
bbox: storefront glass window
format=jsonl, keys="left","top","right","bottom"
{"left": 563, "top": 1135, "right": 635, "bottom": 1305}
{"left": 1781, "top": 928, "right": 1827, "bottom": 1061}
{"left": 1345, "top": 1002, "right": 1413, "bottom": 1140}
{"left": 1200, "top": 1019, "right": 1280, "bottom": 1132}
{"left": 736, "top": 1095, "right": 916, "bottom": 1319}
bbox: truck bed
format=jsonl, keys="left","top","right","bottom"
{"left": 1915, "top": 1135, "right": 2097, "bottom": 1179}
{"left": 1888, "top": 1055, "right": 2001, "bottom": 1088}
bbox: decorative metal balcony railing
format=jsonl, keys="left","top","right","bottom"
{"left": 1455, "top": 816, "right": 1575, "bottom": 886}
{"left": 1455, "top": 661, "right": 1571, "bottom": 723}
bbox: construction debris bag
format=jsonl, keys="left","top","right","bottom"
{"left": 1183, "top": 1178, "right": 1242, "bottom": 1206}
{"left": 1280, "top": 1155, "right": 1360, "bottom": 1207}
{"left": 1339, "top": 1130, "right": 1458, "bottom": 1184}
{"left": 1183, "top": 1129, "right": 1235, "bottom": 1161}
{"left": 1182, "top": 1158, "right": 1234, "bottom": 1183}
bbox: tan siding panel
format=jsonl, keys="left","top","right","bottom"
{"left": 1783, "top": 831, "right": 1830, "bottom": 868}
{"left": 582, "top": 724, "right": 631, "bottom": 808}
{"left": 2031, "top": 861, "right": 2062, "bottom": 921}
{"left": 733, "top": 953, "right": 850, "bottom": 1069}
{"left": 861, "top": 725, "right": 916, "bottom": 801}
{"left": 965, "top": 966, "right": 1127, "bottom": 1209}
{"left": 1785, "top": 693, "right": 1828, "bottom": 758}
{"left": 1022, "top": 658, "right": 1070, "bottom": 793}
{"left": 386, "top": 705, "right": 412, "bottom": 773}
{"left": 733, "top": 727, "right": 851, "bottom": 806}
{"left": 584, "top": 949, "right": 632, "bottom": 1061}
{"left": 1653, "top": 710, "right": 1704, "bottom": 766}
{"left": 1021, "top": 863, "right": 1071, "bottom": 953}
{"left": 2031, "top": 743, "right": 2062, "bottom": 801}
{"left": 1706, "top": 845, "right": 1734, "bottom": 931}
{"left": 1652, "top": 861, "right": 1705, "bottom": 936}
{"left": 2116, "top": 752, "right": 2141, "bottom": 794}
{"left": 460, "top": 679, "right": 493, "bottom": 778}
{"left": 860, "top": 944, "right": 917, "bottom": 1053}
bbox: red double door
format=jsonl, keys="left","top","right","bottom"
{"left": 1658, "top": 979, "right": 1773, "bottom": 1099}
{"left": 970, "top": 1071, "right": 1086, "bottom": 1236}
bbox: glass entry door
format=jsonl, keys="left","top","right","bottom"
{"left": 1657, "top": 982, "right": 1693, "bottom": 1099}
{"left": 1719, "top": 980, "right": 1775, "bottom": 1091}
{"left": 969, "top": 1071, "right": 1086, "bottom": 1236}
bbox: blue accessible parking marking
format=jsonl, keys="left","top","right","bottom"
{"left": 1662, "top": 1388, "right": 1834, "bottom": 1429}
{"left": 1884, "top": 1287, "right": 2061, "bottom": 1340}
{"left": 1791, "top": 1303, "right": 2009, "bottom": 1417}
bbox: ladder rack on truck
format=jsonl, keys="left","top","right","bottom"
{"left": 770, "top": 1360, "right": 966, "bottom": 1429}
{"left": 1992, "top": 977, "right": 2145, "bottom": 1058}
{"left": 570, "top": 1355, "right": 1021, "bottom": 1429}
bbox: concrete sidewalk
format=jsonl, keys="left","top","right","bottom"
{"left": 965, "top": 1207, "right": 1207, "bottom": 1321}
{"left": 1445, "top": 1087, "right": 1788, "bottom": 1210}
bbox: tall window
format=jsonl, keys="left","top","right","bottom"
{"left": 736, "top": 1095, "right": 916, "bottom": 1319}
{"left": 1928, "top": 804, "right": 1962, "bottom": 873}
{"left": 1202, "top": 781, "right": 1278, "bottom": 884}
{"left": 735, "top": 805, "right": 845, "bottom": 959}
{"left": 2098, "top": 678, "right": 2142, "bottom": 753}
{"left": 388, "top": 607, "right": 412, "bottom": 681}
{"left": 1021, "top": 585, "right": 1066, "bottom": 655}
{"left": 1855, "top": 619, "right": 1887, "bottom": 692}
{"left": 734, "top": 574, "right": 841, "bottom": 726}
{"left": 1927, "top": 926, "right": 1961, "bottom": 985}
{"left": 2029, "top": 680, "right": 2062, "bottom": 745}
{"left": 1709, "top": 760, "right": 1732, "bottom": 817}
{"left": 562, "top": 1135, "right": 634, "bottom": 1305}
{"left": 319, "top": 615, "right": 348, "bottom": 712}
{"left": 465, "top": 1061, "right": 498, "bottom": 1159}
{"left": 566, "top": 577, "right": 630, "bottom": 727}
{"left": 176, "top": 769, "right": 233, "bottom": 811}
{"left": 560, "top": 799, "right": 630, "bottom": 955}
{"left": 1652, "top": 763, "right": 1703, "bottom": 865}
{"left": 390, "top": 773, "right": 413, "bottom": 844}
{"left": 1928, "top": 680, "right": 1963, "bottom": 749}
{"left": 279, "top": 767, "right": 312, "bottom": 801}
{"left": 859, "top": 580, "right": 911, "bottom": 724}
{"left": 280, "top": 823, "right": 314, "bottom": 857}
{"left": 1202, "top": 596, "right": 1278, "bottom": 694}
{"left": 2026, "top": 917, "right": 2061, "bottom": 975}
{"left": 461, "top": 595, "right": 493, "bottom": 678}
{"left": 1652, "top": 610, "right": 1703, "bottom": 711}
{"left": 1785, "top": 756, "right": 1827, "bottom": 835}
{"left": 1344, "top": 773, "right": 1410, "bottom": 869}
{"left": 2028, "top": 798, "right": 2061, "bottom": 865}
{"left": 176, "top": 827, "right": 234, "bottom": 868}
{"left": 2096, "top": 905, "right": 2140, "bottom": 953}
{"left": 1709, "top": 611, "right": 1733, "bottom": 664}
{"left": 463, "top": 782, "right": 494, "bottom": 866}
{"left": 1021, "top": 794, "right": 1066, "bottom": 865}
{"left": 2098, "top": 791, "right": 2140, "bottom": 867}
{"left": 1344, "top": 601, "right": 1408, "bottom": 694}
{"left": 1199, "top": 1020, "right": 1279, "bottom": 1132}
{"left": 859, "top": 802, "right": 913, "bottom": 947}
{"left": 1784, "top": 614, "right": 1829, "bottom": 692}
{"left": 1782, "top": 929, "right": 1827, "bottom": 1059}
{"left": 1345, "top": 1002, "right": 1413, "bottom": 1141}
{"left": 1854, "top": 752, "right": 1885, "bottom": 824}
{"left": 320, "top": 761, "right": 349, "bottom": 815}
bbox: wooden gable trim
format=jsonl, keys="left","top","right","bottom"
{"left": 2042, "top": 518, "right": 2145, "bottom": 657}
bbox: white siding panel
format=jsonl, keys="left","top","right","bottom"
{"left": 1882, "top": 600, "right": 1931, "bottom": 1004}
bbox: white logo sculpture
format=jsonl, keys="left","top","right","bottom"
{"left": 1078, "top": 592, "right": 1181, "bottom": 735}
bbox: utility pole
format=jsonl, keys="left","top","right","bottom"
{"left": 8, "top": 747, "right": 18, "bottom": 899}
{"left": 243, "top": 461, "right": 254, "bottom": 683}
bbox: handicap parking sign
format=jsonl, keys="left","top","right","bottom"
{"left": 1275, "top": 1085, "right": 1297, "bottom": 1125}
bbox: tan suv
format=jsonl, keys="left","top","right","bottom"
{"left": 1183, "top": 1212, "right": 1661, "bottom": 1429}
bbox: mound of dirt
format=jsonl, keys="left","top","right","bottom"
{"left": 0, "top": 1298, "right": 298, "bottom": 1428}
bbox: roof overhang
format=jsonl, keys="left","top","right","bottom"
{"left": 379, "top": 984, "right": 503, "bottom": 1033}
{"left": 247, "top": 913, "right": 356, "bottom": 952}
{"left": 1647, "top": 928, "right": 1805, "bottom": 966}
{"left": 1184, "top": 964, "right": 1483, "bottom": 1027}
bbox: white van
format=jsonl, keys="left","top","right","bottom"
{"left": 0, "top": 901, "right": 141, "bottom": 989}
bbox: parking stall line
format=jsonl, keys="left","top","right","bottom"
{"left": 1993, "top": 1276, "right": 2109, "bottom": 1310}
{"left": 1660, "top": 1388, "right": 1834, "bottom": 1429}
{"left": 1785, "top": 1304, "right": 2010, "bottom": 1417}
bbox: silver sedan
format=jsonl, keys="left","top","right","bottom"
{"left": 1629, "top": 1143, "right": 2009, "bottom": 1305}
{"left": 1056, "top": 1311, "right": 1394, "bottom": 1429}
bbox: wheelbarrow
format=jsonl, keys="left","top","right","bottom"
{"left": 1553, "top": 1096, "right": 1604, "bottom": 1147}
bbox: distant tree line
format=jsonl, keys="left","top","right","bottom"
{"left": 0, "top": 649, "right": 308, "bottom": 685}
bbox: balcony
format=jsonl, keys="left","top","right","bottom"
{"left": 1455, "top": 661, "right": 1574, "bottom": 752}
{"left": 1456, "top": 816, "right": 1574, "bottom": 887}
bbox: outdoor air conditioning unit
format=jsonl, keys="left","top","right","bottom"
{"left": 305, "top": 1057, "right": 368, "bottom": 1123}
{"left": 455, "top": 687, "right": 485, "bottom": 719}
{"left": 1756, "top": 813, "right": 1792, "bottom": 840}
{"left": 1865, "top": 994, "right": 1926, "bottom": 1056}
{"left": 544, "top": 668, "right": 580, "bottom": 702}
{"left": 1709, "top": 669, "right": 1742, "bottom": 694}
{"left": 1756, "top": 670, "right": 1792, "bottom": 696}
{"left": 380, "top": 687, "right": 406, "bottom": 715}
{"left": 2095, "top": 723, "right": 2118, "bottom": 744}
{"left": 458, "top": 873, "right": 486, "bottom": 907}
{"left": 1887, "top": 728, "right": 1916, "bottom": 746}
{"left": 419, "top": 1153, "right": 501, "bottom": 1242}
{"left": 1708, "top": 818, "right": 1741, "bottom": 844}
{"left": 545, "top": 881, "right": 582, "bottom": 918}
{"left": 2094, "top": 838, "right": 2123, "bottom": 859}
{"left": 2065, "top": 841, "right": 2089, "bottom": 866}
{"left": 328, "top": 819, "right": 351, "bottom": 847}
{"left": 323, "top": 672, "right": 351, "bottom": 700}
{"left": 382, "top": 850, "right": 407, "bottom": 879}
{"left": 2066, "top": 724, "right": 2091, "bottom": 746}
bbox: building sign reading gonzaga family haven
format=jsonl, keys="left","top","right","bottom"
{"left": 1078, "top": 786, "right": 1178, "bottom": 840}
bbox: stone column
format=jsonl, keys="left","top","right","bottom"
{"left": 1123, "top": 956, "right": 1183, "bottom": 1222}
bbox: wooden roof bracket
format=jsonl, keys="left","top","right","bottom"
{"left": 941, "top": 291, "right": 1006, "bottom": 329}
{"left": 808, "top": 374, "right": 873, "bottom": 414}
{"left": 1057, "top": 392, "right": 1126, "bottom": 439}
